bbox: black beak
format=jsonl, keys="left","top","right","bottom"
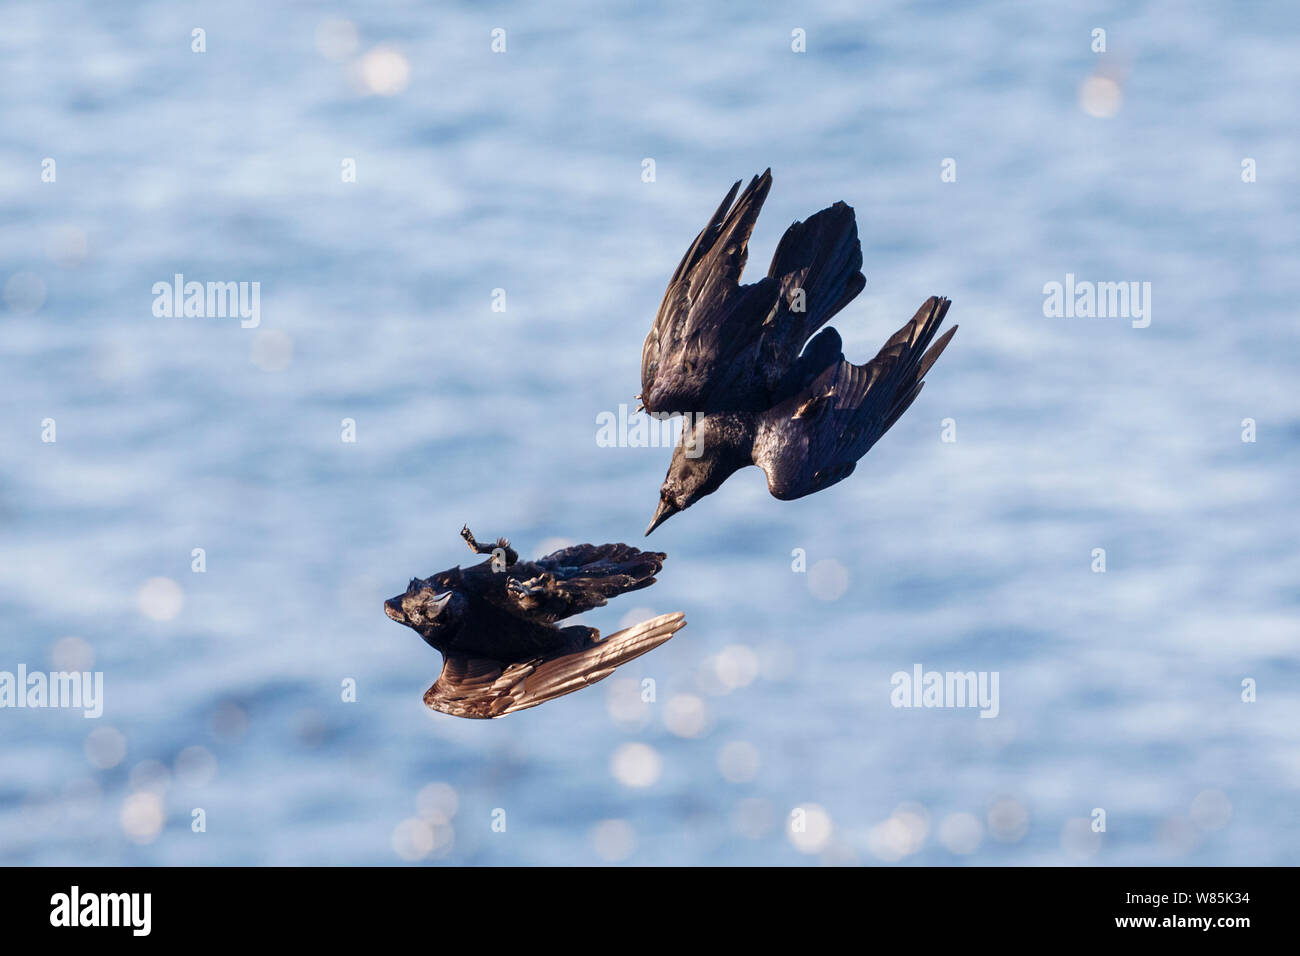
{"left": 645, "top": 497, "right": 680, "bottom": 536}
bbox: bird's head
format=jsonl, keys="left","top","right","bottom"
{"left": 646, "top": 418, "right": 744, "bottom": 534}
{"left": 384, "top": 578, "right": 467, "bottom": 645}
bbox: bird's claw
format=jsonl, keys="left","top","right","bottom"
{"left": 463, "top": 525, "right": 518, "bottom": 567}
{"left": 507, "top": 575, "right": 548, "bottom": 607}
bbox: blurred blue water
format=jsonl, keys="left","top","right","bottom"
{"left": 1, "top": 0, "right": 1297, "bottom": 865}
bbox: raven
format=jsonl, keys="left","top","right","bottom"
{"left": 640, "top": 169, "right": 956, "bottom": 534}
{"left": 384, "top": 526, "right": 685, "bottom": 718}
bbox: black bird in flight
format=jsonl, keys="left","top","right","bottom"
{"left": 384, "top": 526, "right": 685, "bottom": 718}
{"left": 640, "top": 169, "right": 956, "bottom": 534}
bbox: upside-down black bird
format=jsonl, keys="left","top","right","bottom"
{"left": 384, "top": 526, "right": 685, "bottom": 718}
{"left": 640, "top": 169, "right": 957, "bottom": 534}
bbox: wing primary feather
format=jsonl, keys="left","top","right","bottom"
{"left": 423, "top": 613, "right": 687, "bottom": 719}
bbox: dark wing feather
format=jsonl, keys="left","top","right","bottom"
{"left": 502, "top": 543, "right": 666, "bottom": 622}
{"left": 640, "top": 171, "right": 780, "bottom": 413}
{"left": 423, "top": 613, "right": 687, "bottom": 718}
{"left": 754, "top": 296, "right": 956, "bottom": 500}
{"left": 757, "top": 202, "right": 866, "bottom": 397}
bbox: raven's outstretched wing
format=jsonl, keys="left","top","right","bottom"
{"left": 640, "top": 171, "right": 780, "bottom": 414}
{"left": 641, "top": 170, "right": 868, "bottom": 414}
{"left": 423, "top": 613, "right": 686, "bottom": 718}
{"left": 754, "top": 296, "right": 956, "bottom": 500}
{"left": 501, "top": 543, "right": 666, "bottom": 622}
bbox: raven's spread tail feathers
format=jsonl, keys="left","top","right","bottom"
{"left": 758, "top": 201, "right": 866, "bottom": 398}
{"left": 767, "top": 202, "right": 866, "bottom": 337}
{"left": 423, "top": 613, "right": 687, "bottom": 719}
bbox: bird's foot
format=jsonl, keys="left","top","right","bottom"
{"left": 462, "top": 525, "right": 518, "bottom": 567}
{"left": 506, "top": 574, "right": 550, "bottom": 608}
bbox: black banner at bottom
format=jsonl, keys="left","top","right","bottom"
{"left": 2, "top": 865, "right": 1272, "bottom": 941}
